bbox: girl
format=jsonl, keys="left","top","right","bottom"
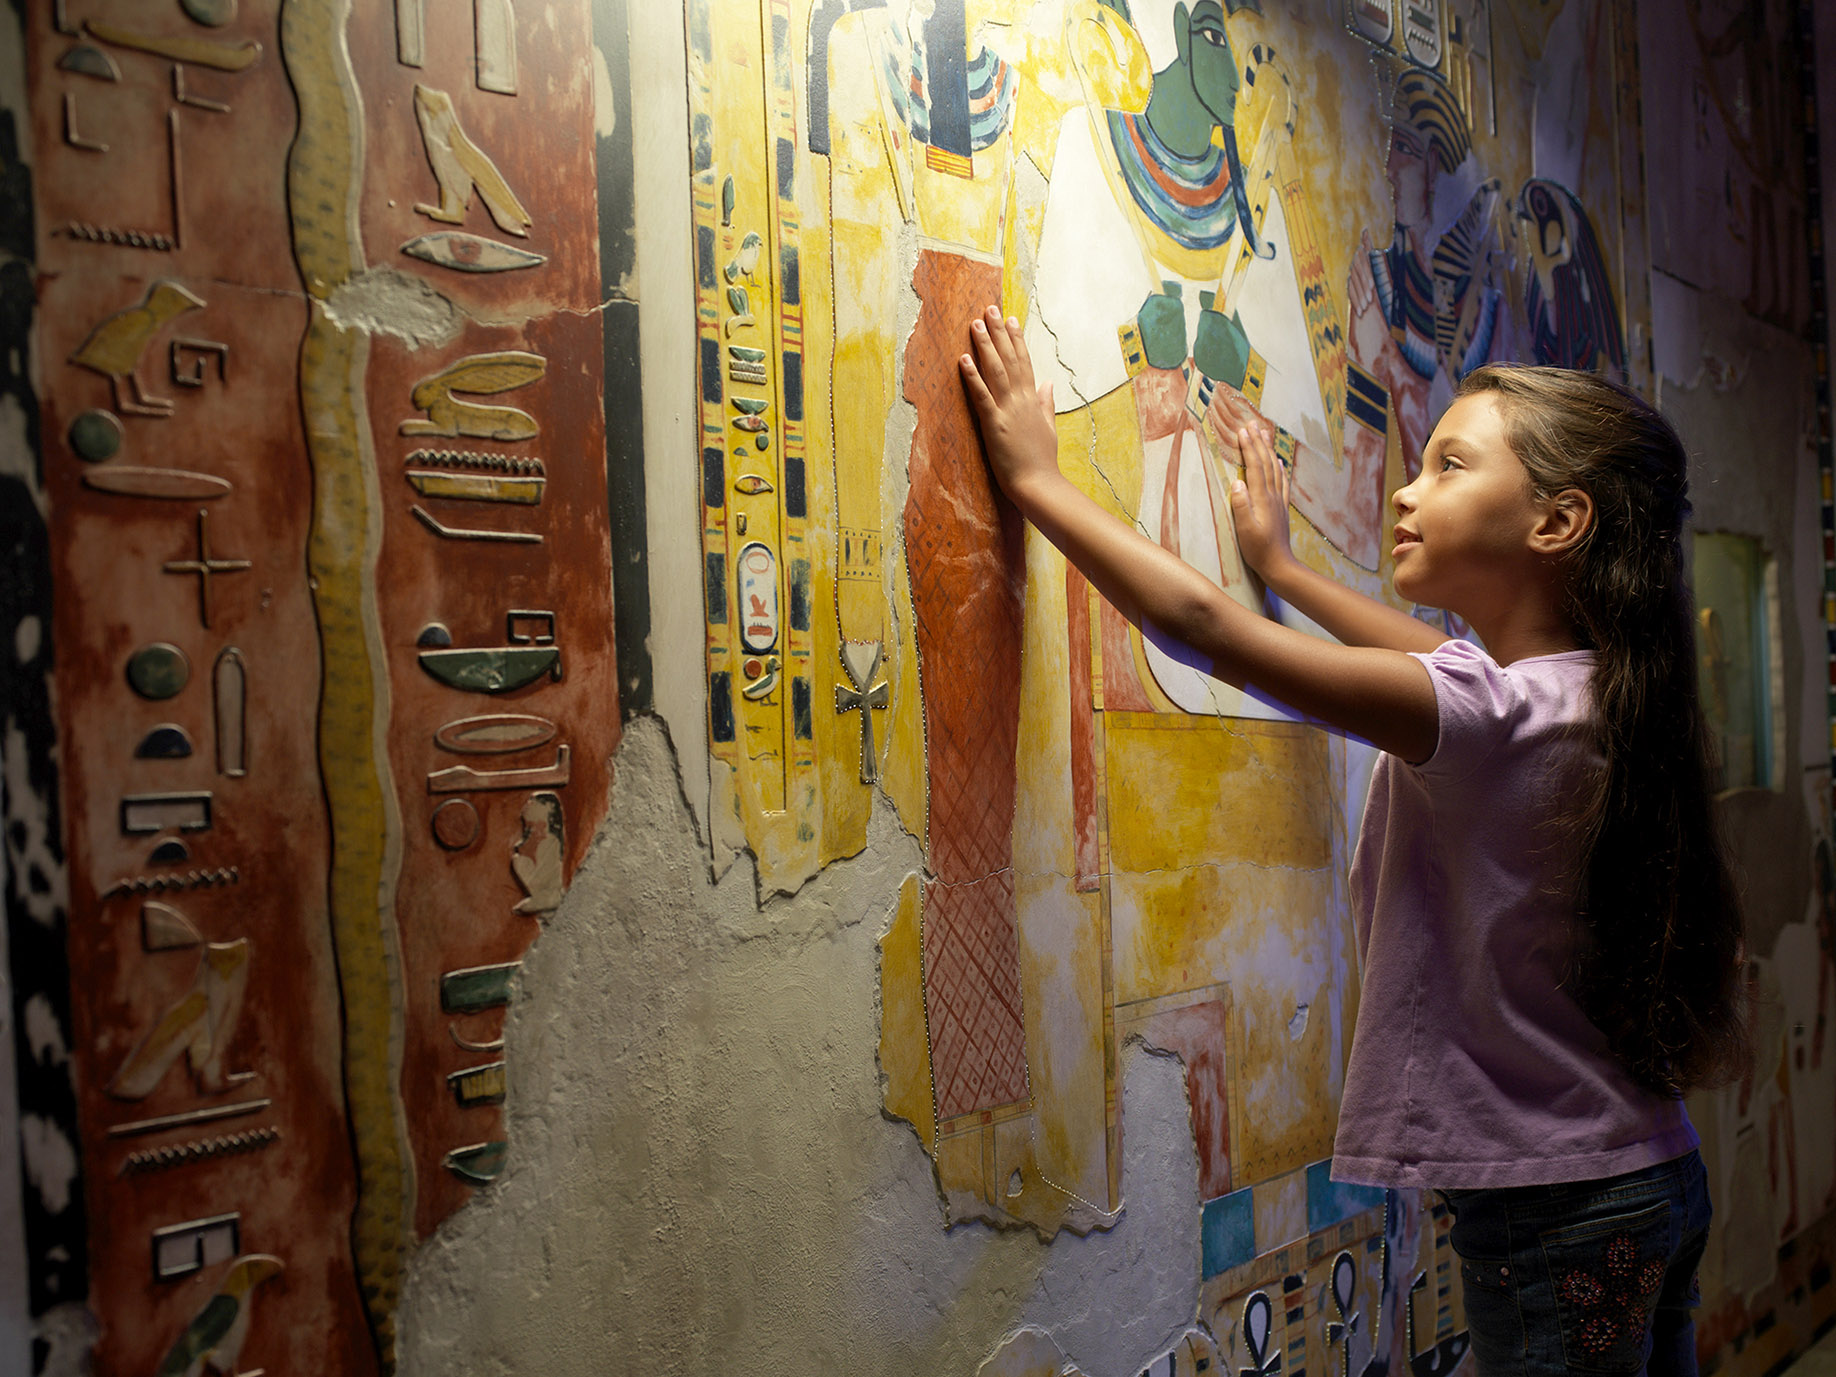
{"left": 959, "top": 307, "right": 1747, "bottom": 1377}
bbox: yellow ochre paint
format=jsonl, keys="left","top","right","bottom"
{"left": 282, "top": 0, "right": 411, "bottom": 1369}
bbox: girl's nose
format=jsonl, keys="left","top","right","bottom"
{"left": 1391, "top": 482, "right": 1416, "bottom": 515}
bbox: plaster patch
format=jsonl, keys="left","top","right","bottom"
{"left": 13, "top": 613, "right": 39, "bottom": 665}
{"left": 1010, "top": 151, "right": 1047, "bottom": 309}
{"left": 32, "top": 1303, "right": 99, "bottom": 1377}
{"left": 592, "top": 44, "right": 618, "bottom": 140}
{"left": 0, "top": 396, "right": 47, "bottom": 522}
{"left": 23, "top": 992, "right": 66, "bottom": 1067}
{"left": 1018, "top": 1042, "right": 1203, "bottom": 1374}
{"left": 979, "top": 1324, "right": 1082, "bottom": 1377}
{"left": 1701, "top": 346, "right": 1750, "bottom": 393}
{"left": 5, "top": 720, "right": 67, "bottom": 925}
{"left": 324, "top": 267, "right": 462, "bottom": 349}
{"left": 20, "top": 1113, "right": 77, "bottom": 1214}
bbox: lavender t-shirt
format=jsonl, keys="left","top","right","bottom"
{"left": 1331, "top": 638, "right": 1698, "bottom": 1190}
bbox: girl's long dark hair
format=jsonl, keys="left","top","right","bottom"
{"left": 1457, "top": 364, "right": 1749, "bottom": 1097}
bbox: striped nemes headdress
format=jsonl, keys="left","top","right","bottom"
{"left": 1393, "top": 68, "right": 1472, "bottom": 174}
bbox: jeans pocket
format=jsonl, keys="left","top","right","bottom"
{"left": 1459, "top": 1255, "right": 1516, "bottom": 1300}
{"left": 1539, "top": 1199, "right": 1672, "bottom": 1374}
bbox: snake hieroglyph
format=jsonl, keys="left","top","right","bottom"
{"left": 281, "top": 0, "right": 411, "bottom": 1367}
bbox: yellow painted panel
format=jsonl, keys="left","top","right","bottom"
{"left": 1109, "top": 861, "right": 1334, "bottom": 999}
{"left": 802, "top": 172, "right": 875, "bottom": 867}
{"left": 880, "top": 550, "right": 928, "bottom": 847}
{"left": 1017, "top": 876, "right": 1111, "bottom": 1213}
{"left": 933, "top": 1124, "right": 984, "bottom": 1216}
{"left": 1015, "top": 529, "right": 1075, "bottom": 881}
{"left": 1105, "top": 716, "right": 1333, "bottom": 873}
{"left": 1061, "top": 382, "right": 1144, "bottom": 519}
{"left": 1233, "top": 973, "right": 1336, "bottom": 1183}
{"left": 914, "top": 134, "right": 1013, "bottom": 254}
{"left": 878, "top": 873, "right": 934, "bottom": 1151}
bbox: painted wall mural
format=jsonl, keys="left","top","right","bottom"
{"left": 677, "top": 0, "right": 1831, "bottom": 1373}
{"left": 11, "top": 0, "right": 627, "bottom": 1371}
{"left": 6, "top": 0, "right": 1831, "bottom": 1372}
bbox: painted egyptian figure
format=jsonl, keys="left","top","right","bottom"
{"left": 1029, "top": 0, "right": 1371, "bottom": 715}
{"left": 1030, "top": 0, "right": 1275, "bottom": 409}
{"left": 1348, "top": 68, "right": 1508, "bottom": 480}
{"left": 1098, "top": 0, "right": 1263, "bottom": 277}
{"left": 1515, "top": 176, "right": 1626, "bottom": 376}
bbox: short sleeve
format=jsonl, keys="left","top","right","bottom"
{"left": 1406, "top": 639, "right": 1525, "bottom": 781}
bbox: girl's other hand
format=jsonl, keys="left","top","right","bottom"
{"left": 1229, "top": 423, "right": 1295, "bottom": 581}
{"left": 960, "top": 306, "right": 1059, "bottom": 503}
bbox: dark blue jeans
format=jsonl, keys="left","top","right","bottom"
{"left": 1441, "top": 1150, "right": 1711, "bottom": 1377}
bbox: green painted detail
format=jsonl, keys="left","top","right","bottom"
{"left": 127, "top": 643, "right": 191, "bottom": 699}
{"left": 1194, "top": 308, "right": 1250, "bottom": 389}
{"left": 182, "top": 0, "right": 238, "bottom": 25}
{"left": 1137, "top": 288, "right": 1187, "bottom": 370}
{"left": 69, "top": 408, "right": 123, "bottom": 460}
{"left": 418, "top": 647, "right": 562, "bottom": 693}
{"left": 57, "top": 44, "right": 120, "bottom": 79}
{"left": 440, "top": 963, "right": 519, "bottom": 1013}
{"left": 443, "top": 1141, "right": 509, "bottom": 1184}
{"left": 1143, "top": 4, "right": 1241, "bottom": 155}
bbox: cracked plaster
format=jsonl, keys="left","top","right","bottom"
{"left": 400, "top": 720, "right": 1204, "bottom": 1376}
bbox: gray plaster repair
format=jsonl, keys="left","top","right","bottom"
{"left": 398, "top": 717, "right": 1205, "bottom": 1377}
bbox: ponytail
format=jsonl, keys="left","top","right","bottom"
{"left": 1456, "top": 365, "right": 1749, "bottom": 1096}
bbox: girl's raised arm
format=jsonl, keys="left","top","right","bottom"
{"left": 961, "top": 305, "right": 1439, "bottom": 763}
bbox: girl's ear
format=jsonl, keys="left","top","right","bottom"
{"left": 1531, "top": 487, "right": 1594, "bottom": 556}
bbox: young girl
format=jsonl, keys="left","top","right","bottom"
{"left": 959, "top": 307, "right": 1747, "bottom": 1377}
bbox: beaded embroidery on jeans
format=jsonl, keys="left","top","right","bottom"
{"left": 1556, "top": 1234, "right": 1667, "bottom": 1356}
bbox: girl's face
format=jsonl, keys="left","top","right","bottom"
{"left": 1389, "top": 393, "right": 1550, "bottom": 617}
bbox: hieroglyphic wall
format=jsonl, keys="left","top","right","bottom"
{"left": 6, "top": 0, "right": 1833, "bottom": 1373}
{"left": 10, "top": 1, "right": 624, "bottom": 1371}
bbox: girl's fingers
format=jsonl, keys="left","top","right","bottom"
{"left": 1241, "top": 427, "right": 1268, "bottom": 485}
{"left": 982, "top": 306, "right": 1041, "bottom": 395}
{"left": 981, "top": 305, "right": 1021, "bottom": 376}
{"left": 1240, "top": 425, "right": 1285, "bottom": 505}
{"left": 960, "top": 354, "right": 996, "bottom": 412}
{"left": 1001, "top": 312, "right": 1036, "bottom": 390}
{"left": 970, "top": 318, "right": 1010, "bottom": 392}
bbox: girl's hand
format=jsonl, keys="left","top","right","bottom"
{"left": 1228, "top": 423, "right": 1295, "bottom": 582}
{"left": 960, "top": 306, "right": 1059, "bottom": 502}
